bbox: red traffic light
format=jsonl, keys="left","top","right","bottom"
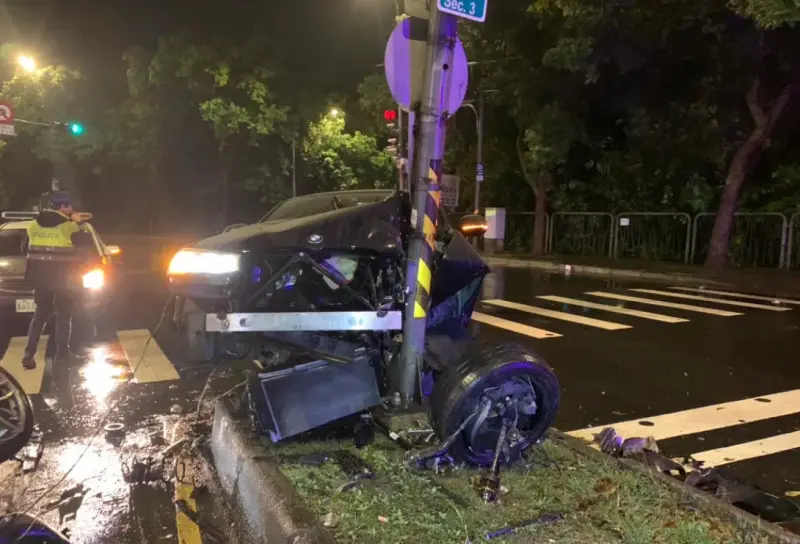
{"left": 384, "top": 109, "right": 397, "bottom": 122}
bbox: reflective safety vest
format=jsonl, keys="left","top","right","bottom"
{"left": 26, "top": 212, "right": 80, "bottom": 261}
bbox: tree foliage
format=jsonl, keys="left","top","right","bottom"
{"left": 302, "top": 113, "right": 395, "bottom": 192}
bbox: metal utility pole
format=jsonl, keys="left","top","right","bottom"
{"left": 474, "top": 91, "right": 484, "bottom": 213}
{"left": 291, "top": 132, "right": 297, "bottom": 197}
{"left": 395, "top": 6, "right": 458, "bottom": 403}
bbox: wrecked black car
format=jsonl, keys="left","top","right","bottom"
{"left": 166, "top": 189, "right": 559, "bottom": 466}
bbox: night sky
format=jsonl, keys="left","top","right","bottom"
{"left": 2, "top": 0, "right": 395, "bottom": 96}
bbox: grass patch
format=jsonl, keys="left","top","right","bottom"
{"left": 272, "top": 433, "right": 767, "bottom": 544}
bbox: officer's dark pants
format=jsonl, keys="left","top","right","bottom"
{"left": 24, "top": 289, "right": 74, "bottom": 360}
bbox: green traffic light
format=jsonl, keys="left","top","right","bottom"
{"left": 69, "top": 123, "right": 84, "bottom": 136}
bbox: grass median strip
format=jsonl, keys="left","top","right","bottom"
{"left": 274, "top": 434, "right": 761, "bottom": 544}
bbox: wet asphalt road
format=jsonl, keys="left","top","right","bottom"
{"left": 1, "top": 266, "right": 800, "bottom": 541}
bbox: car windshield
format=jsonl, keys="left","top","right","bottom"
{"left": 261, "top": 191, "right": 393, "bottom": 222}
{"left": 0, "top": 229, "right": 25, "bottom": 257}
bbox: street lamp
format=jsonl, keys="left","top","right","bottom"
{"left": 329, "top": 108, "right": 341, "bottom": 118}
{"left": 17, "top": 55, "right": 36, "bottom": 73}
{"left": 460, "top": 89, "right": 498, "bottom": 213}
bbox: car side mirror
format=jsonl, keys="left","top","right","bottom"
{"left": 223, "top": 223, "right": 247, "bottom": 233}
{"left": 458, "top": 214, "right": 488, "bottom": 238}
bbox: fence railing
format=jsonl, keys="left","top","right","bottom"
{"left": 548, "top": 212, "right": 614, "bottom": 257}
{"left": 788, "top": 214, "right": 800, "bottom": 270}
{"left": 473, "top": 209, "right": 799, "bottom": 270}
{"left": 690, "top": 213, "right": 788, "bottom": 269}
{"left": 613, "top": 213, "right": 691, "bottom": 263}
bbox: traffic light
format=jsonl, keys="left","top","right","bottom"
{"left": 68, "top": 122, "right": 84, "bottom": 136}
{"left": 53, "top": 121, "right": 85, "bottom": 136}
{"left": 384, "top": 109, "right": 399, "bottom": 156}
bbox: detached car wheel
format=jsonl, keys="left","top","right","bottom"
{"left": 429, "top": 343, "right": 560, "bottom": 467}
{"left": 0, "top": 368, "right": 34, "bottom": 463}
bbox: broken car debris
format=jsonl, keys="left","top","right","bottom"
{"left": 592, "top": 427, "right": 800, "bottom": 525}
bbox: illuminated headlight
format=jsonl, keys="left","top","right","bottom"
{"left": 83, "top": 269, "right": 105, "bottom": 290}
{"left": 167, "top": 249, "right": 241, "bottom": 276}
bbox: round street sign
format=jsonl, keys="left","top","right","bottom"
{"left": 384, "top": 19, "right": 469, "bottom": 115}
{"left": 0, "top": 103, "right": 14, "bottom": 124}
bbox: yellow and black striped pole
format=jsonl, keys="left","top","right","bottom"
{"left": 394, "top": 2, "right": 459, "bottom": 405}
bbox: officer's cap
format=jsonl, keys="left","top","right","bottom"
{"left": 49, "top": 191, "right": 72, "bottom": 208}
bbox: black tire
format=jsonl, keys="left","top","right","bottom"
{"left": 0, "top": 368, "right": 35, "bottom": 463}
{"left": 429, "top": 342, "right": 560, "bottom": 467}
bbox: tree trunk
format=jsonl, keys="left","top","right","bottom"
{"left": 705, "top": 77, "right": 792, "bottom": 270}
{"left": 532, "top": 171, "right": 551, "bottom": 257}
{"left": 516, "top": 134, "right": 553, "bottom": 257}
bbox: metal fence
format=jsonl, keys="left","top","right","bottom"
{"left": 547, "top": 213, "right": 614, "bottom": 257}
{"left": 505, "top": 213, "right": 549, "bottom": 253}
{"left": 788, "top": 214, "right": 800, "bottom": 270}
{"left": 613, "top": 213, "right": 691, "bottom": 263}
{"left": 690, "top": 213, "right": 787, "bottom": 269}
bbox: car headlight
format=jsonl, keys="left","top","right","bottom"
{"left": 83, "top": 269, "right": 105, "bottom": 290}
{"left": 167, "top": 249, "right": 241, "bottom": 276}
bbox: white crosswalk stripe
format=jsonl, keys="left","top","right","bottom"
{"left": 537, "top": 295, "right": 689, "bottom": 324}
{"left": 670, "top": 286, "right": 800, "bottom": 306}
{"left": 566, "top": 389, "right": 800, "bottom": 469}
{"left": 1, "top": 329, "right": 180, "bottom": 394}
{"left": 630, "top": 288, "right": 792, "bottom": 312}
{"left": 482, "top": 299, "right": 631, "bottom": 330}
{"left": 471, "top": 311, "right": 562, "bottom": 339}
{"left": 585, "top": 291, "right": 743, "bottom": 316}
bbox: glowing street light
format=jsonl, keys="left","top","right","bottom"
{"left": 17, "top": 55, "right": 36, "bottom": 73}
{"left": 329, "top": 108, "right": 342, "bottom": 118}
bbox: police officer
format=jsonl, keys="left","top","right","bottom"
{"left": 20, "top": 192, "right": 93, "bottom": 370}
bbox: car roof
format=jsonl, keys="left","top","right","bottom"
{"left": 0, "top": 220, "right": 31, "bottom": 230}
{"left": 287, "top": 189, "right": 394, "bottom": 200}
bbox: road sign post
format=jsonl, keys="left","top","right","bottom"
{"left": 0, "top": 103, "right": 16, "bottom": 137}
{"left": 438, "top": 0, "right": 487, "bottom": 23}
{"left": 395, "top": 5, "right": 460, "bottom": 404}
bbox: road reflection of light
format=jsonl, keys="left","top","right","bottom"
{"left": 56, "top": 443, "right": 120, "bottom": 485}
{"left": 80, "top": 347, "right": 127, "bottom": 407}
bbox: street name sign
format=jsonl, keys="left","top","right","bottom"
{"left": 0, "top": 123, "right": 15, "bottom": 136}
{"left": 438, "top": 0, "right": 488, "bottom": 23}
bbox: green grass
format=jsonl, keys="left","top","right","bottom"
{"left": 272, "top": 434, "right": 768, "bottom": 544}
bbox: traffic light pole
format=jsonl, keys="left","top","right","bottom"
{"left": 394, "top": 6, "right": 458, "bottom": 404}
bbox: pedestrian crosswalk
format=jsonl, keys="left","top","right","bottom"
{"left": 566, "top": 388, "right": 800, "bottom": 470}
{"left": 0, "top": 329, "right": 180, "bottom": 395}
{"left": 471, "top": 286, "right": 798, "bottom": 339}
{"left": 471, "top": 284, "right": 800, "bottom": 470}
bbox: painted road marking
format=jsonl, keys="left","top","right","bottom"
{"left": 483, "top": 299, "right": 631, "bottom": 331}
{"left": 471, "top": 311, "right": 562, "bottom": 339}
{"left": 117, "top": 329, "right": 179, "bottom": 383}
{"left": 567, "top": 388, "right": 800, "bottom": 442}
{"left": 630, "top": 288, "right": 792, "bottom": 312}
{"left": 670, "top": 286, "right": 800, "bottom": 306}
{"left": 585, "top": 292, "right": 743, "bottom": 317}
{"left": 537, "top": 295, "right": 689, "bottom": 324}
{"left": 0, "top": 336, "right": 49, "bottom": 395}
{"left": 689, "top": 430, "right": 800, "bottom": 467}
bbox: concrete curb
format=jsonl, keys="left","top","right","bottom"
{"left": 210, "top": 399, "right": 336, "bottom": 544}
{"left": 483, "top": 255, "right": 727, "bottom": 286}
{"left": 550, "top": 430, "right": 800, "bottom": 544}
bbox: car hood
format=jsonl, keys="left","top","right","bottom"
{"left": 0, "top": 256, "right": 25, "bottom": 278}
{"left": 193, "top": 198, "right": 408, "bottom": 255}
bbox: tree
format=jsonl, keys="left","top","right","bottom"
{"left": 302, "top": 112, "right": 395, "bottom": 192}
{"left": 124, "top": 34, "right": 288, "bottom": 227}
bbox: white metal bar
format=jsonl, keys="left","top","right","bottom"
{"left": 206, "top": 311, "right": 403, "bottom": 332}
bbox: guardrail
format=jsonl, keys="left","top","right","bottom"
{"left": 788, "top": 214, "right": 800, "bottom": 270}
{"left": 547, "top": 212, "right": 613, "bottom": 257}
{"left": 613, "top": 213, "right": 691, "bottom": 263}
{"left": 690, "top": 213, "right": 787, "bottom": 269}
